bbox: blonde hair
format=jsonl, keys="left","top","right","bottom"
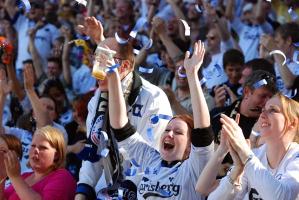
{"left": 275, "top": 93, "right": 299, "bottom": 143}
{"left": 34, "top": 126, "right": 66, "bottom": 170}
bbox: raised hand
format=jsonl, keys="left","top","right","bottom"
{"left": 23, "top": 64, "right": 35, "bottom": 92}
{"left": 151, "top": 17, "right": 167, "bottom": 36}
{"left": 218, "top": 113, "right": 240, "bottom": 154}
{"left": 220, "top": 114, "right": 252, "bottom": 164}
{"left": 4, "top": 150, "right": 21, "bottom": 180}
{"left": 77, "top": 17, "right": 104, "bottom": 43}
{"left": 183, "top": 40, "right": 205, "bottom": 76}
{"left": 0, "top": 68, "right": 11, "bottom": 97}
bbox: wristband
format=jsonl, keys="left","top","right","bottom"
{"left": 244, "top": 154, "right": 254, "bottom": 166}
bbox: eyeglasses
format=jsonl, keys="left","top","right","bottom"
{"left": 113, "top": 57, "right": 125, "bottom": 65}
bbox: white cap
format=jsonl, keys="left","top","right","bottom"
{"left": 243, "top": 3, "right": 253, "bottom": 13}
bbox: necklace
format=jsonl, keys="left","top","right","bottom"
{"left": 267, "top": 143, "right": 293, "bottom": 177}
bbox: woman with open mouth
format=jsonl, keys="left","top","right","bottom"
{"left": 106, "top": 40, "right": 214, "bottom": 199}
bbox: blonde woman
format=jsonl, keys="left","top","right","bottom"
{"left": 198, "top": 93, "right": 299, "bottom": 200}
{"left": 2, "top": 126, "right": 76, "bottom": 200}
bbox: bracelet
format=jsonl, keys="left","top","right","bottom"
{"left": 244, "top": 154, "right": 254, "bottom": 166}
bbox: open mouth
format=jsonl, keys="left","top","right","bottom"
{"left": 261, "top": 122, "right": 270, "bottom": 128}
{"left": 164, "top": 141, "right": 175, "bottom": 150}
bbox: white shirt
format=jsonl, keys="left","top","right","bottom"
{"left": 13, "top": 14, "right": 60, "bottom": 71}
{"left": 202, "top": 52, "right": 228, "bottom": 90}
{"left": 72, "top": 64, "right": 96, "bottom": 95}
{"left": 231, "top": 18, "right": 273, "bottom": 62}
{"left": 209, "top": 143, "right": 299, "bottom": 200}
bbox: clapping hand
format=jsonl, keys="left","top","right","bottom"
{"left": 220, "top": 114, "right": 252, "bottom": 165}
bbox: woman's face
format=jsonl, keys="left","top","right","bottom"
{"left": 29, "top": 134, "right": 57, "bottom": 173}
{"left": 160, "top": 118, "right": 190, "bottom": 163}
{"left": 258, "top": 96, "right": 286, "bottom": 141}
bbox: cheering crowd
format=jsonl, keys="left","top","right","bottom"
{"left": 0, "top": 0, "right": 298, "bottom": 199}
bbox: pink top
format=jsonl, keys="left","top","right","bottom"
{"left": 4, "top": 169, "right": 76, "bottom": 200}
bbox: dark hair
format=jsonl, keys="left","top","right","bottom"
{"left": 72, "top": 91, "right": 94, "bottom": 120}
{"left": 0, "top": 134, "right": 23, "bottom": 159}
{"left": 276, "top": 22, "right": 299, "bottom": 44}
{"left": 42, "top": 79, "right": 66, "bottom": 97}
{"left": 245, "top": 58, "right": 275, "bottom": 76}
{"left": 42, "top": 78, "right": 69, "bottom": 113}
{"left": 223, "top": 49, "right": 245, "bottom": 69}
{"left": 243, "top": 70, "right": 277, "bottom": 94}
{"left": 47, "top": 57, "right": 62, "bottom": 70}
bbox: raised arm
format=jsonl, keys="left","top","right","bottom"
{"left": 255, "top": 0, "right": 267, "bottom": 24}
{"left": 0, "top": 68, "right": 11, "bottom": 134}
{"left": 60, "top": 26, "right": 72, "bottom": 87}
{"left": 152, "top": 17, "right": 184, "bottom": 65}
{"left": 107, "top": 61, "right": 128, "bottom": 129}
{"left": 28, "top": 25, "right": 45, "bottom": 81}
{"left": 23, "top": 65, "right": 52, "bottom": 129}
{"left": 260, "top": 35, "right": 296, "bottom": 88}
{"left": 224, "top": 0, "right": 235, "bottom": 21}
{"left": 4, "top": 0, "right": 17, "bottom": 20}
{"left": 184, "top": 41, "right": 209, "bottom": 128}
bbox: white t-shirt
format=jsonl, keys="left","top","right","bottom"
{"left": 231, "top": 18, "right": 273, "bottom": 62}
{"left": 72, "top": 64, "right": 96, "bottom": 95}
{"left": 202, "top": 52, "right": 228, "bottom": 90}
{"left": 209, "top": 143, "right": 299, "bottom": 200}
{"left": 13, "top": 14, "right": 60, "bottom": 71}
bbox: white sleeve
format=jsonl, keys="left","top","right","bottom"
{"left": 181, "top": 143, "right": 214, "bottom": 194}
{"left": 244, "top": 155, "right": 299, "bottom": 200}
{"left": 118, "top": 132, "right": 161, "bottom": 171}
{"left": 208, "top": 176, "right": 243, "bottom": 200}
{"left": 13, "top": 14, "right": 25, "bottom": 31}
{"left": 78, "top": 159, "right": 104, "bottom": 187}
